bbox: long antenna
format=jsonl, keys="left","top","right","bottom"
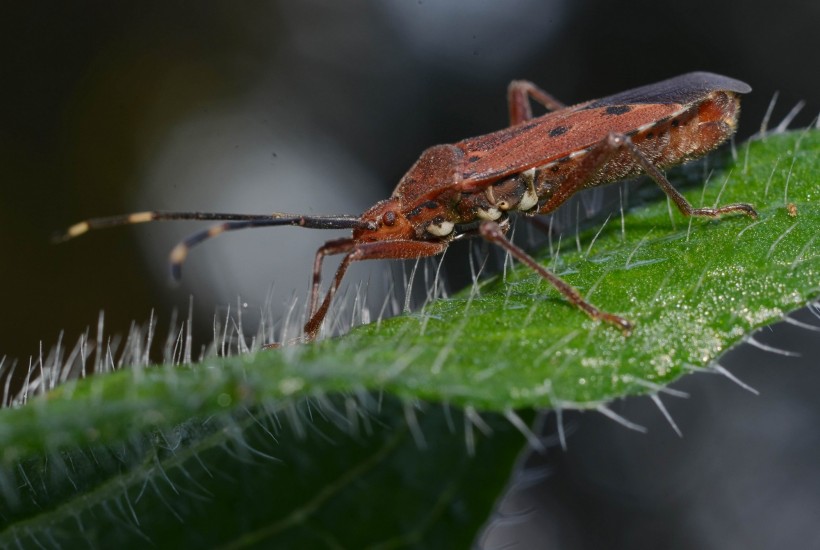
{"left": 53, "top": 211, "right": 374, "bottom": 243}
{"left": 167, "top": 219, "right": 358, "bottom": 280}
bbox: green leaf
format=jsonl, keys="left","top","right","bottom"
{"left": 1, "top": 396, "right": 528, "bottom": 548}
{"left": 0, "top": 129, "right": 817, "bottom": 546}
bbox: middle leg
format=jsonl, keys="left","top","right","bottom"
{"left": 479, "top": 220, "right": 633, "bottom": 334}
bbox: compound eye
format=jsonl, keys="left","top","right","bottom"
{"left": 382, "top": 210, "right": 397, "bottom": 226}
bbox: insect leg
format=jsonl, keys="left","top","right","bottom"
{"left": 303, "top": 240, "right": 448, "bottom": 341}
{"left": 616, "top": 134, "right": 758, "bottom": 219}
{"left": 479, "top": 220, "right": 633, "bottom": 334}
{"left": 507, "top": 80, "right": 566, "bottom": 125}
{"left": 303, "top": 250, "right": 358, "bottom": 341}
{"left": 309, "top": 238, "right": 357, "bottom": 317}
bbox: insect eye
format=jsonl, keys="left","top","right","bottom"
{"left": 383, "top": 211, "right": 397, "bottom": 226}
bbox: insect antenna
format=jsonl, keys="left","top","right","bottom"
{"left": 55, "top": 211, "right": 375, "bottom": 280}
{"left": 53, "top": 211, "right": 372, "bottom": 243}
{"left": 167, "top": 217, "right": 364, "bottom": 280}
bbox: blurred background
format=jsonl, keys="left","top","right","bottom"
{"left": 1, "top": 1, "right": 818, "bottom": 548}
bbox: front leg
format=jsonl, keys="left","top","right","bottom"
{"left": 303, "top": 239, "right": 448, "bottom": 341}
{"left": 507, "top": 80, "right": 567, "bottom": 125}
{"left": 309, "top": 238, "right": 357, "bottom": 318}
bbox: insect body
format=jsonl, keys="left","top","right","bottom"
{"left": 59, "top": 72, "right": 757, "bottom": 343}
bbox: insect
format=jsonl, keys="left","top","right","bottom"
{"left": 58, "top": 71, "right": 757, "bottom": 343}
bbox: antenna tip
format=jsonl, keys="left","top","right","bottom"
{"left": 169, "top": 264, "right": 183, "bottom": 284}
{"left": 169, "top": 244, "right": 188, "bottom": 282}
{"left": 52, "top": 221, "right": 90, "bottom": 243}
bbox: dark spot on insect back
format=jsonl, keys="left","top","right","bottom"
{"left": 468, "top": 155, "right": 482, "bottom": 162}
{"left": 605, "top": 105, "right": 632, "bottom": 116}
{"left": 424, "top": 201, "right": 438, "bottom": 209}
{"left": 504, "top": 120, "right": 540, "bottom": 139}
{"left": 548, "top": 126, "right": 569, "bottom": 137}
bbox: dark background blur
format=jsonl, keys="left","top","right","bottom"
{"left": 1, "top": 1, "right": 819, "bottom": 548}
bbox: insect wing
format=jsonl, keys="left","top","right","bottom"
{"left": 452, "top": 72, "right": 751, "bottom": 195}
{"left": 454, "top": 102, "right": 679, "bottom": 191}
{"left": 583, "top": 72, "right": 750, "bottom": 108}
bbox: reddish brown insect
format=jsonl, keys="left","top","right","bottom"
{"left": 58, "top": 72, "right": 757, "bottom": 342}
